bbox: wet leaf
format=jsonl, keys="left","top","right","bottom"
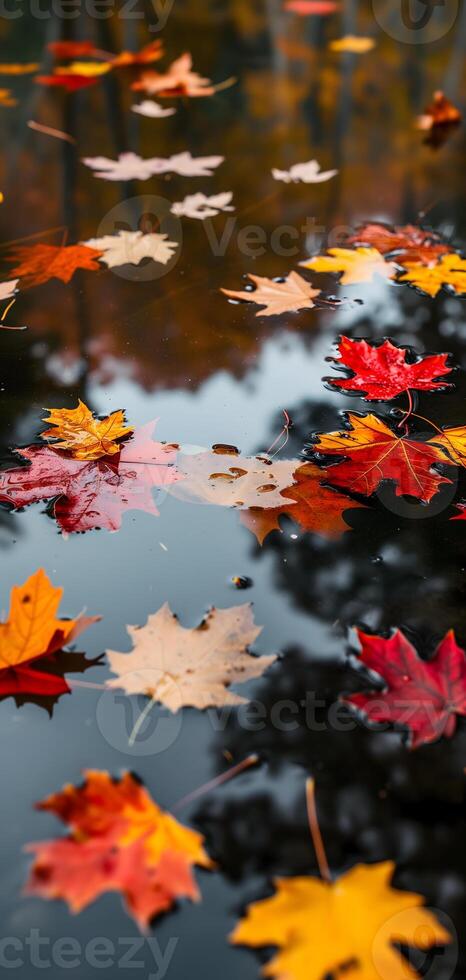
{"left": 0, "top": 569, "right": 98, "bottom": 697}
{"left": 106, "top": 602, "right": 276, "bottom": 709}
{"left": 221, "top": 272, "right": 321, "bottom": 316}
{"left": 231, "top": 861, "right": 450, "bottom": 979}
{"left": 326, "top": 336, "right": 452, "bottom": 401}
{"left": 346, "top": 222, "right": 450, "bottom": 266}
{"left": 83, "top": 230, "right": 178, "bottom": 268}
{"left": 283, "top": 0, "right": 341, "bottom": 13}
{"left": 6, "top": 243, "right": 102, "bottom": 288}
{"left": 428, "top": 425, "right": 466, "bottom": 466}
{"left": 272, "top": 159, "right": 337, "bottom": 183}
{"left": 329, "top": 36, "right": 375, "bottom": 52}
{"left": 131, "top": 100, "right": 176, "bottom": 118}
{"left": 311, "top": 412, "right": 453, "bottom": 502}
{"left": 344, "top": 627, "right": 466, "bottom": 748}
{"left": 25, "top": 771, "right": 212, "bottom": 930}
{"left": 398, "top": 253, "right": 466, "bottom": 297}
{"left": 111, "top": 40, "right": 164, "bottom": 67}
{"left": 131, "top": 53, "right": 215, "bottom": 97}
{"left": 47, "top": 40, "right": 98, "bottom": 58}
{"left": 171, "top": 447, "right": 298, "bottom": 508}
{"left": 0, "top": 421, "right": 181, "bottom": 533}
{"left": 41, "top": 400, "right": 133, "bottom": 460}
{"left": 82, "top": 150, "right": 224, "bottom": 180}
{"left": 300, "top": 247, "right": 397, "bottom": 284}
{"left": 171, "top": 192, "right": 234, "bottom": 220}
{"left": 239, "top": 461, "right": 367, "bottom": 543}
{"left": 417, "top": 90, "right": 461, "bottom": 131}
{"left": 0, "top": 62, "right": 39, "bottom": 74}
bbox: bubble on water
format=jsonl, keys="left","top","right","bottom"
{"left": 230, "top": 575, "right": 253, "bottom": 590}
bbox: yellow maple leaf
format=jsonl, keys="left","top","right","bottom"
{"left": 329, "top": 35, "right": 376, "bottom": 53}
{"left": 231, "top": 861, "right": 450, "bottom": 980}
{"left": 428, "top": 425, "right": 466, "bottom": 466}
{"left": 300, "top": 247, "right": 397, "bottom": 284}
{"left": 398, "top": 253, "right": 466, "bottom": 296}
{"left": 41, "top": 400, "right": 133, "bottom": 460}
{"left": 55, "top": 61, "right": 112, "bottom": 77}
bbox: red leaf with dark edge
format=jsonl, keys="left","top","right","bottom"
{"left": 0, "top": 421, "right": 181, "bottom": 533}
{"left": 311, "top": 412, "right": 453, "bottom": 502}
{"left": 346, "top": 222, "right": 449, "bottom": 266}
{"left": 343, "top": 628, "right": 466, "bottom": 748}
{"left": 326, "top": 336, "right": 452, "bottom": 401}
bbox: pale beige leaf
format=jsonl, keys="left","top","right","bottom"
{"left": 106, "top": 602, "right": 277, "bottom": 710}
{"left": 170, "top": 447, "right": 299, "bottom": 508}
{"left": 171, "top": 192, "right": 234, "bottom": 220}
{"left": 221, "top": 271, "right": 320, "bottom": 316}
{"left": 83, "top": 231, "right": 178, "bottom": 268}
{"left": 131, "top": 100, "right": 176, "bottom": 118}
{"left": 82, "top": 151, "right": 223, "bottom": 181}
{"left": 272, "top": 159, "right": 337, "bottom": 184}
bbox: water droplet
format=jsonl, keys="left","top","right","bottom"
{"left": 230, "top": 575, "right": 253, "bottom": 590}
{"left": 257, "top": 483, "right": 277, "bottom": 493}
{"left": 370, "top": 555, "right": 383, "bottom": 564}
{"left": 212, "top": 444, "right": 239, "bottom": 455}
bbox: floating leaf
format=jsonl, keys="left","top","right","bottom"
{"left": 398, "top": 253, "right": 466, "bottom": 297}
{"left": 300, "top": 247, "right": 397, "bottom": 284}
{"left": 171, "top": 192, "right": 234, "bottom": 220}
{"left": 326, "top": 336, "right": 452, "bottom": 401}
{"left": 131, "top": 53, "right": 215, "bottom": 97}
{"left": 41, "top": 400, "right": 133, "bottom": 460}
{"left": 7, "top": 243, "right": 102, "bottom": 288}
{"left": 221, "top": 272, "right": 321, "bottom": 316}
{"left": 82, "top": 151, "right": 224, "bottom": 180}
{"left": 83, "top": 230, "right": 178, "bottom": 268}
{"left": 272, "top": 159, "right": 337, "bottom": 183}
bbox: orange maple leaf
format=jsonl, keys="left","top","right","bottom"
{"left": 0, "top": 569, "right": 98, "bottom": 696}
{"left": 7, "top": 243, "right": 102, "bottom": 288}
{"left": 41, "top": 400, "right": 133, "bottom": 460}
{"left": 132, "top": 53, "right": 215, "bottom": 98}
{"left": 398, "top": 253, "right": 466, "bottom": 297}
{"left": 231, "top": 860, "right": 450, "bottom": 980}
{"left": 25, "top": 770, "right": 212, "bottom": 929}
{"left": 221, "top": 272, "right": 321, "bottom": 316}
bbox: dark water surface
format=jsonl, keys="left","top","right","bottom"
{"left": 1, "top": 3, "right": 466, "bottom": 979}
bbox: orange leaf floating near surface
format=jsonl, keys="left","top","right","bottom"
{"left": 221, "top": 272, "right": 321, "bottom": 316}
{"left": 47, "top": 40, "right": 98, "bottom": 58}
{"left": 106, "top": 602, "right": 276, "bottom": 710}
{"left": 6, "top": 243, "right": 102, "bottom": 288}
{"left": 0, "top": 62, "right": 39, "bottom": 74}
{"left": 41, "top": 400, "right": 133, "bottom": 461}
{"left": 312, "top": 412, "right": 453, "bottom": 502}
{"left": 231, "top": 860, "right": 450, "bottom": 979}
{"left": 326, "top": 336, "right": 453, "bottom": 401}
{"left": 0, "top": 569, "right": 98, "bottom": 697}
{"left": 398, "top": 253, "right": 466, "bottom": 297}
{"left": 132, "top": 53, "right": 215, "bottom": 97}
{"left": 25, "top": 771, "right": 212, "bottom": 930}
{"left": 428, "top": 425, "right": 466, "bottom": 467}
{"left": 300, "top": 247, "right": 397, "bottom": 284}
{"left": 0, "top": 89, "right": 17, "bottom": 106}
{"left": 111, "top": 39, "right": 164, "bottom": 67}
{"left": 346, "top": 221, "right": 450, "bottom": 266}
{"left": 240, "top": 461, "right": 366, "bottom": 544}
{"left": 329, "top": 35, "right": 375, "bottom": 52}
{"left": 36, "top": 72, "right": 101, "bottom": 91}
{"left": 416, "top": 90, "right": 461, "bottom": 131}
{"left": 344, "top": 628, "right": 466, "bottom": 748}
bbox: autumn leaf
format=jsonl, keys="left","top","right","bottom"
{"left": 311, "top": 412, "right": 452, "bottom": 502}
{"left": 171, "top": 447, "right": 297, "bottom": 509}
{"left": 7, "top": 243, "right": 102, "bottom": 288}
{"left": 284, "top": 0, "right": 341, "bottom": 13}
{"left": 346, "top": 222, "right": 449, "bottom": 266}
{"left": 300, "top": 247, "right": 397, "bottom": 284}
{"left": 0, "top": 278, "right": 19, "bottom": 300}
{"left": 0, "top": 421, "right": 180, "bottom": 534}
{"left": 131, "top": 100, "right": 176, "bottom": 118}
{"left": 427, "top": 425, "right": 466, "bottom": 467}
{"left": 0, "top": 88, "right": 17, "bottom": 106}
{"left": 41, "top": 400, "right": 133, "bottom": 460}
{"left": 131, "top": 53, "right": 215, "bottom": 98}
{"left": 171, "top": 192, "right": 234, "bottom": 220}
{"left": 36, "top": 73, "right": 100, "bottom": 91}
{"left": 417, "top": 90, "right": 461, "bottom": 131}
{"left": 0, "top": 569, "right": 98, "bottom": 697}
{"left": 111, "top": 39, "right": 164, "bottom": 67}
{"left": 326, "top": 336, "right": 452, "bottom": 401}
{"left": 106, "top": 602, "right": 276, "bottom": 710}
{"left": 344, "top": 627, "right": 466, "bottom": 748}
{"left": 83, "top": 230, "right": 178, "bottom": 268}
{"left": 47, "top": 40, "right": 98, "bottom": 58}
{"left": 82, "top": 151, "right": 224, "bottom": 180}
{"left": 231, "top": 860, "right": 450, "bottom": 979}
{"left": 221, "top": 272, "right": 321, "bottom": 316}
{"left": 0, "top": 62, "right": 39, "bottom": 74}
{"left": 271, "top": 159, "right": 337, "bottom": 183}
{"left": 329, "top": 35, "right": 375, "bottom": 52}
{"left": 55, "top": 60, "right": 112, "bottom": 78}
{"left": 25, "top": 770, "right": 212, "bottom": 929}
{"left": 398, "top": 253, "right": 466, "bottom": 297}
{"left": 239, "top": 462, "right": 367, "bottom": 544}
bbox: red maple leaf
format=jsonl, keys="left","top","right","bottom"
{"left": 35, "top": 73, "right": 99, "bottom": 91}
{"left": 47, "top": 40, "right": 98, "bottom": 58}
{"left": 284, "top": 0, "right": 340, "bottom": 12}
{"left": 346, "top": 222, "right": 449, "bottom": 266}
{"left": 0, "top": 421, "right": 181, "bottom": 533}
{"left": 325, "top": 336, "right": 452, "bottom": 401}
{"left": 7, "top": 243, "right": 103, "bottom": 288}
{"left": 343, "top": 628, "right": 466, "bottom": 748}
{"left": 312, "top": 412, "right": 453, "bottom": 502}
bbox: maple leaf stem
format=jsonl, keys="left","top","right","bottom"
{"left": 305, "top": 778, "right": 331, "bottom": 883}
{"left": 397, "top": 389, "right": 414, "bottom": 430}
{"left": 128, "top": 693, "right": 158, "bottom": 747}
{"left": 266, "top": 409, "right": 291, "bottom": 458}
{"left": 399, "top": 410, "right": 444, "bottom": 436}
{"left": 172, "top": 754, "right": 260, "bottom": 812}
